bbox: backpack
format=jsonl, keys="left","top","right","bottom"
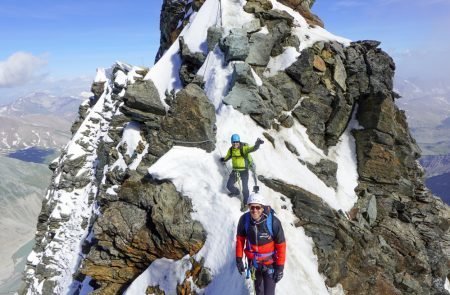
{"left": 228, "top": 142, "right": 254, "bottom": 169}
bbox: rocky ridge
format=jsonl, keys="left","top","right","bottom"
{"left": 22, "top": 0, "right": 450, "bottom": 294}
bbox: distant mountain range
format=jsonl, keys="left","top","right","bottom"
{"left": 0, "top": 92, "right": 82, "bottom": 154}
{"left": 396, "top": 78, "right": 450, "bottom": 204}
{"left": 395, "top": 78, "right": 450, "bottom": 155}
{"left": 0, "top": 156, "right": 51, "bottom": 294}
{"left": 419, "top": 154, "right": 450, "bottom": 177}
{"left": 0, "top": 91, "right": 81, "bottom": 293}
{"left": 425, "top": 172, "right": 450, "bottom": 205}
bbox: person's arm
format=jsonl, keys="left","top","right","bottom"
{"left": 221, "top": 148, "right": 231, "bottom": 162}
{"left": 236, "top": 215, "right": 246, "bottom": 259}
{"left": 245, "top": 138, "right": 264, "bottom": 154}
{"left": 272, "top": 216, "right": 286, "bottom": 266}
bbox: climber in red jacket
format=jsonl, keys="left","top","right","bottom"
{"left": 235, "top": 192, "right": 286, "bottom": 295}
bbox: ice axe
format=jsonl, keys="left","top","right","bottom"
{"left": 250, "top": 164, "right": 259, "bottom": 193}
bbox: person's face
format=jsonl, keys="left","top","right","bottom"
{"left": 248, "top": 203, "right": 263, "bottom": 220}
{"left": 232, "top": 141, "right": 240, "bottom": 148}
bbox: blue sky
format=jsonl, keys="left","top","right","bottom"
{"left": 0, "top": 0, "right": 449, "bottom": 104}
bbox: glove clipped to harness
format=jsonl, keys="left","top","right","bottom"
{"left": 236, "top": 258, "right": 245, "bottom": 274}
{"left": 273, "top": 265, "right": 284, "bottom": 283}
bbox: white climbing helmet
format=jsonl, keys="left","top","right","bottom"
{"left": 247, "top": 192, "right": 266, "bottom": 206}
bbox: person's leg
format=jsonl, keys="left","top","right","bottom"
{"left": 241, "top": 170, "right": 250, "bottom": 204}
{"left": 263, "top": 267, "right": 276, "bottom": 295}
{"left": 254, "top": 268, "right": 264, "bottom": 295}
{"left": 226, "top": 171, "right": 240, "bottom": 196}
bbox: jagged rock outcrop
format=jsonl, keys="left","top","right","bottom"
{"left": 21, "top": 62, "right": 216, "bottom": 294}
{"left": 80, "top": 174, "right": 206, "bottom": 294}
{"left": 276, "top": 0, "right": 324, "bottom": 27}
{"left": 260, "top": 175, "right": 449, "bottom": 295}
{"left": 156, "top": 0, "right": 207, "bottom": 62}
{"left": 158, "top": 83, "right": 217, "bottom": 152}
{"left": 251, "top": 38, "right": 449, "bottom": 295}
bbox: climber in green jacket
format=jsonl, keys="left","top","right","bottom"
{"left": 220, "top": 134, "right": 264, "bottom": 206}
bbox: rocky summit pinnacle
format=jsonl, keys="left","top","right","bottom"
{"left": 21, "top": 1, "right": 449, "bottom": 295}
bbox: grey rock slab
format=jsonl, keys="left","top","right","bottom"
{"left": 123, "top": 79, "right": 166, "bottom": 115}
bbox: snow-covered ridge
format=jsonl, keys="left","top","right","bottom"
{"left": 23, "top": 64, "right": 149, "bottom": 294}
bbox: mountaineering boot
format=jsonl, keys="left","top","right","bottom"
{"left": 240, "top": 195, "right": 247, "bottom": 212}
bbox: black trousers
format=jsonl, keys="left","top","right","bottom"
{"left": 254, "top": 266, "right": 276, "bottom": 295}
{"left": 226, "top": 170, "right": 249, "bottom": 204}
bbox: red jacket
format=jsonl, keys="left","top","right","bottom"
{"left": 236, "top": 207, "right": 286, "bottom": 266}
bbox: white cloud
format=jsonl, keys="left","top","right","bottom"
{"left": 0, "top": 52, "right": 47, "bottom": 88}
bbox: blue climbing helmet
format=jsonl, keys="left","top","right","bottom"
{"left": 231, "top": 134, "right": 240, "bottom": 143}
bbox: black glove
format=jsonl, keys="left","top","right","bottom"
{"left": 256, "top": 138, "right": 264, "bottom": 145}
{"left": 273, "top": 265, "right": 284, "bottom": 283}
{"left": 220, "top": 157, "right": 226, "bottom": 163}
{"left": 236, "top": 258, "right": 245, "bottom": 274}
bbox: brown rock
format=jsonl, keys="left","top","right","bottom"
{"left": 276, "top": 0, "right": 324, "bottom": 27}
{"left": 313, "top": 55, "right": 326, "bottom": 72}
{"left": 321, "top": 49, "right": 333, "bottom": 60}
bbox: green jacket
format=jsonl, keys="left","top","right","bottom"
{"left": 224, "top": 143, "right": 257, "bottom": 171}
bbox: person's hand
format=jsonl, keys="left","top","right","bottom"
{"left": 273, "top": 265, "right": 283, "bottom": 283}
{"left": 220, "top": 157, "right": 226, "bottom": 164}
{"left": 236, "top": 258, "right": 245, "bottom": 274}
{"left": 256, "top": 138, "right": 264, "bottom": 145}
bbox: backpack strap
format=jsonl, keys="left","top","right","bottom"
{"left": 240, "top": 143, "right": 250, "bottom": 169}
{"left": 244, "top": 212, "right": 250, "bottom": 235}
{"left": 266, "top": 209, "right": 274, "bottom": 237}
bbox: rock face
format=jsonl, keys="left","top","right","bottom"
{"left": 80, "top": 174, "right": 206, "bottom": 294}
{"left": 246, "top": 36, "right": 450, "bottom": 295}
{"left": 159, "top": 83, "right": 217, "bottom": 152}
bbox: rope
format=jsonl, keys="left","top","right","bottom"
{"left": 218, "top": 0, "right": 223, "bottom": 27}
{"left": 171, "top": 139, "right": 213, "bottom": 144}
{"left": 217, "top": 145, "right": 231, "bottom": 174}
{"left": 201, "top": 49, "right": 213, "bottom": 77}
{"left": 201, "top": 0, "right": 222, "bottom": 78}
{"left": 250, "top": 164, "right": 258, "bottom": 191}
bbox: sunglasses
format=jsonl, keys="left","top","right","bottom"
{"left": 232, "top": 141, "right": 240, "bottom": 144}
{"left": 249, "top": 205, "right": 262, "bottom": 211}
